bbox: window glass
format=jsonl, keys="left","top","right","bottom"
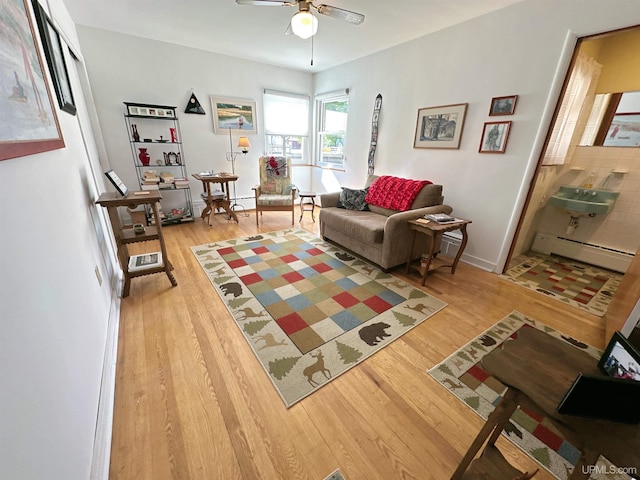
{"left": 317, "top": 93, "right": 348, "bottom": 168}
{"left": 264, "top": 90, "right": 309, "bottom": 164}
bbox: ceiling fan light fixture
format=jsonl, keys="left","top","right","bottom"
{"left": 291, "top": 11, "right": 318, "bottom": 39}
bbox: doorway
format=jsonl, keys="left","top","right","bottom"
{"left": 505, "top": 25, "right": 640, "bottom": 275}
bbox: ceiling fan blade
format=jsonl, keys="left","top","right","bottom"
{"left": 316, "top": 4, "right": 364, "bottom": 25}
{"left": 235, "top": 0, "right": 293, "bottom": 6}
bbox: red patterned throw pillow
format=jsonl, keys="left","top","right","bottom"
{"left": 364, "top": 176, "right": 432, "bottom": 211}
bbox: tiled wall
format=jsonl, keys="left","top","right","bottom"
{"left": 533, "top": 146, "right": 640, "bottom": 255}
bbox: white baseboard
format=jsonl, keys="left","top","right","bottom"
{"left": 90, "top": 273, "right": 121, "bottom": 480}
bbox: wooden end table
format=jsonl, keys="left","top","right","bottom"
{"left": 451, "top": 327, "right": 640, "bottom": 479}
{"left": 406, "top": 218, "right": 471, "bottom": 286}
{"left": 192, "top": 173, "right": 239, "bottom": 224}
{"left": 299, "top": 192, "right": 317, "bottom": 222}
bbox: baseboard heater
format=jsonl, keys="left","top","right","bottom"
{"left": 532, "top": 232, "right": 633, "bottom": 273}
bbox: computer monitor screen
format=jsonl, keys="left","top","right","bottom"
{"left": 598, "top": 331, "right": 640, "bottom": 381}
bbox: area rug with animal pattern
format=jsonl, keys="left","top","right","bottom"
{"left": 501, "top": 252, "right": 621, "bottom": 317}
{"left": 191, "top": 228, "right": 446, "bottom": 407}
{"left": 428, "top": 311, "right": 630, "bottom": 480}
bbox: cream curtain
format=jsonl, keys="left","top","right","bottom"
{"left": 543, "top": 52, "right": 602, "bottom": 165}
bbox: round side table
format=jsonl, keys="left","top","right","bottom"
{"left": 299, "top": 192, "right": 317, "bottom": 222}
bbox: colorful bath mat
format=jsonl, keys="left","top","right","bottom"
{"left": 501, "top": 253, "right": 621, "bottom": 316}
{"left": 428, "top": 311, "right": 631, "bottom": 480}
{"left": 192, "top": 229, "right": 446, "bottom": 407}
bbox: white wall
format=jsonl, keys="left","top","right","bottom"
{"left": 75, "top": 26, "right": 314, "bottom": 217}
{"left": 0, "top": 0, "right": 116, "bottom": 479}
{"left": 313, "top": 0, "right": 640, "bottom": 272}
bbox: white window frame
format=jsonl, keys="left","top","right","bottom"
{"left": 315, "top": 89, "right": 349, "bottom": 169}
{"left": 263, "top": 89, "right": 310, "bottom": 165}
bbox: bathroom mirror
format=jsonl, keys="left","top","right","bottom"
{"left": 580, "top": 91, "right": 640, "bottom": 146}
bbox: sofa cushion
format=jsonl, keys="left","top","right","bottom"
{"left": 320, "top": 208, "right": 386, "bottom": 244}
{"left": 337, "top": 187, "right": 369, "bottom": 211}
{"left": 365, "top": 176, "right": 432, "bottom": 211}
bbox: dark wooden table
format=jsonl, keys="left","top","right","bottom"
{"left": 406, "top": 218, "right": 471, "bottom": 285}
{"left": 192, "top": 173, "right": 238, "bottom": 224}
{"left": 451, "top": 327, "right": 640, "bottom": 479}
{"left": 299, "top": 192, "right": 317, "bottom": 222}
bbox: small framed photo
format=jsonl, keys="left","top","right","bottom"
{"left": 128, "top": 106, "right": 139, "bottom": 115}
{"left": 104, "top": 169, "right": 128, "bottom": 196}
{"left": 489, "top": 95, "right": 518, "bottom": 116}
{"left": 210, "top": 96, "right": 257, "bottom": 134}
{"left": 413, "top": 103, "right": 468, "bottom": 149}
{"left": 479, "top": 121, "right": 512, "bottom": 154}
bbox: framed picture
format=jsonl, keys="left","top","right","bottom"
{"left": 479, "top": 121, "right": 512, "bottom": 153}
{"left": 0, "top": 0, "right": 64, "bottom": 161}
{"left": 124, "top": 102, "right": 176, "bottom": 118}
{"left": 104, "top": 169, "right": 128, "bottom": 196}
{"left": 210, "top": 96, "right": 257, "bottom": 134}
{"left": 32, "top": 1, "right": 76, "bottom": 115}
{"left": 489, "top": 95, "right": 518, "bottom": 116}
{"left": 413, "top": 103, "right": 467, "bottom": 149}
{"left": 603, "top": 113, "right": 640, "bottom": 147}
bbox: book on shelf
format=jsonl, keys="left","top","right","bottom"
{"left": 424, "top": 213, "right": 461, "bottom": 224}
{"left": 141, "top": 183, "right": 159, "bottom": 190}
{"left": 128, "top": 252, "right": 162, "bottom": 272}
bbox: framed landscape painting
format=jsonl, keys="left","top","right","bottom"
{"left": 414, "top": 103, "right": 467, "bottom": 149}
{"left": 210, "top": 96, "right": 257, "bottom": 134}
{"left": 0, "top": 0, "right": 64, "bottom": 161}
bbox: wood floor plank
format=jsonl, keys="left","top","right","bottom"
{"left": 110, "top": 211, "right": 606, "bottom": 479}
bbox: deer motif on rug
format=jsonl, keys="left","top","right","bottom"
{"left": 303, "top": 350, "right": 331, "bottom": 387}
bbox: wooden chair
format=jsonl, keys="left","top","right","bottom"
{"left": 252, "top": 156, "right": 297, "bottom": 225}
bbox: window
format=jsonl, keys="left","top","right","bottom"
{"left": 316, "top": 90, "right": 349, "bottom": 169}
{"left": 263, "top": 89, "right": 309, "bottom": 164}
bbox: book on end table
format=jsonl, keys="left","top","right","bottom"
{"left": 128, "top": 252, "right": 163, "bottom": 272}
{"left": 424, "top": 213, "right": 461, "bottom": 224}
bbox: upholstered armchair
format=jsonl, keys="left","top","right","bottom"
{"left": 252, "top": 156, "right": 297, "bottom": 225}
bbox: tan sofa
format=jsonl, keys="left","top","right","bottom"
{"left": 319, "top": 175, "right": 453, "bottom": 271}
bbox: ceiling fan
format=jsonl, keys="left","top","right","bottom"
{"left": 235, "top": 0, "right": 365, "bottom": 39}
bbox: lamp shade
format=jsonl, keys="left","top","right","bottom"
{"left": 237, "top": 137, "right": 251, "bottom": 153}
{"left": 291, "top": 11, "right": 318, "bottom": 39}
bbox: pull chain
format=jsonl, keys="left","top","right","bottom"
{"left": 311, "top": 34, "right": 314, "bottom": 66}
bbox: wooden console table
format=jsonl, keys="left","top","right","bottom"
{"left": 406, "top": 218, "right": 471, "bottom": 285}
{"left": 96, "top": 190, "right": 176, "bottom": 297}
{"left": 192, "top": 173, "right": 238, "bottom": 224}
{"left": 451, "top": 327, "right": 640, "bottom": 479}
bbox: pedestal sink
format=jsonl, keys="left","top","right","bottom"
{"left": 548, "top": 185, "right": 619, "bottom": 216}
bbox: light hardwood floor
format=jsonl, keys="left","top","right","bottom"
{"left": 110, "top": 210, "right": 606, "bottom": 480}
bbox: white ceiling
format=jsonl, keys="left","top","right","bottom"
{"left": 62, "top": 0, "right": 526, "bottom": 72}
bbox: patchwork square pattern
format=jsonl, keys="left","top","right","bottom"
{"left": 501, "top": 253, "right": 621, "bottom": 317}
{"left": 217, "top": 236, "right": 405, "bottom": 354}
{"left": 192, "top": 229, "right": 447, "bottom": 407}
